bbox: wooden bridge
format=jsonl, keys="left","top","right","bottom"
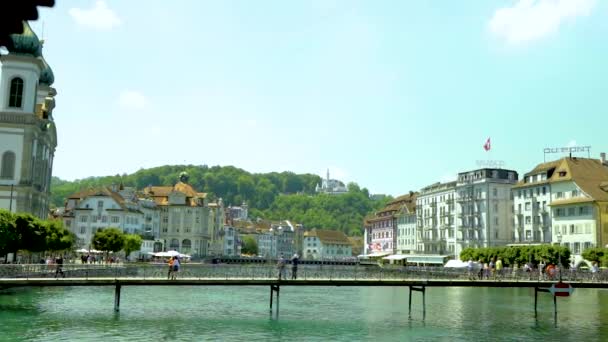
{"left": 1, "top": 264, "right": 606, "bottom": 317}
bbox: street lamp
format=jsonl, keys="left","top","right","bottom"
{"left": 556, "top": 232, "right": 562, "bottom": 281}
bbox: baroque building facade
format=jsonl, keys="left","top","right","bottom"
{"left": 0, "top": 22, "right": 57, "bottom": 218}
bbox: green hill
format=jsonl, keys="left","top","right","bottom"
{"left": 50, "top": 165, "right": 390, "bottom": 236}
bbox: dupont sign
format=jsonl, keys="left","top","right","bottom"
{"left": 549, "top": 282, "right": 574, "bottom": 297}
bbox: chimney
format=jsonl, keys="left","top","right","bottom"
{"left": 601, "top": 152, "right": 607, "bottom": 165}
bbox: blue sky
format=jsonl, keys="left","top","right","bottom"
{"left": 35, "top": 0, "right": 608, "bottom": 195}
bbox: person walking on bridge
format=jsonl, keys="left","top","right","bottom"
{"left": 495, "top": 258, "right": 503, "bottom": 280}
{"left": 291, "top": 253, "right": 299, "bottom": 280}
{"left": 277, "top": 254, "right": 286, "bottom": 280}
{"left": 54, "top": 255, "right": 65, "bottom": 278}
{"left": 167, "top": 257, "right": 174, "bottom": 280}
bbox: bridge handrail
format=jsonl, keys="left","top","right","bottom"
{"left": 0, "top": 264, "right": 606, "bottom": 283}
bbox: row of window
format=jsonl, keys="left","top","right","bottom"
{"left": 554, "top": 223, "right": 593, "bottom": 235}
{"left": 555, "top": 206, "right": 591, "bottom": 217}
{"left": 80, "top": 215, "right": 121, "bottom": 223}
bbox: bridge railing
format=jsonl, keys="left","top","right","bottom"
{"left": 1, "top": 263, "right": 607, "bottom": 283}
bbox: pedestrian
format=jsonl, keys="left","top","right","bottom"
{"left": 539, "top": 260, "right": 546, "bottom": 280}
{"left": 495, "top": 258, "right": 503, "bottom": 280}
{"left": 55, "top": 255, "right": 65, "bottom": 278}
{"left": 591, "top": 261, "right": 599, "bottom": 282}
{"left": 489, "top": 258, "right": 496, "bottom": 279}
{"left": 477, "top": 259, "right": 484, "bottom": 280}
{"left": 277, "top": 254, "right": 286, "bottom": 280}
{"left": 467, "top": 259, "right": 474, "bottom": 280}
{"left": 167, "top": 257, "right": 174, "bottom": 280}
{"left": 172, "top": 257, "right": 180, "bottom": 280}
{"left": 483, "top": 262, "right": 490, "bottom": 279}
{"left": 291, "top": 253, "right": 299, "bottom": 280}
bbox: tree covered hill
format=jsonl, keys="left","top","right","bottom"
{"left": 51, "top": 165, "right": 390, "bottom": 236}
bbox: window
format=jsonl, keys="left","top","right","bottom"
{"left": 101, "top": 216, "right": 107, "bottom": 223}
{"left": 556, "top": 192, "right": 563, "bottom": 199}
{"left": 579, "top": 206, "right": 589, "bottom": 216}
{"left": 525, "top": 216, "right": 531, "bottom": 224}
{"left": 559, "top": 171, "right": 567, "bottom": 177}
{"left": 97, "top": 200, "right": 103, "bottom": 209}
{"left": 0, "top": 151, "right": 16, "bottom": 179}
{"left": 556, "top": 208, "right": 564, "bottom": 217}
{"left": 80, "top": 226, "right": 86, "bottom": 234}
{"left": 111, "top": 216, "right": 120, "bottom": 223}
{"left": 571, "top": 190, "right": 579, "bottom": 197}
{"left": 493, "top": 188, "right": 498, "bottom": 197}
{"left": 567, "top": 207, "right": 575, "bottom": 216}
{"left": 493, "top": 203, "right": 498, "bottom": 212}
{"left": 525, "top": 202, "right": 531, "bottom": 211}
{"left": 542, "top": 187, "right": 546, "bottom": 195}
{"left": 494, "top": 217, "right": 499, "bottom": 226}
{"left": 80, "top": 216, "right": 88, "bottom": 223}
{"left": 65, "top": 220, "right": 72, "bottom": 227}
{"left": 8, "top": 77, "right": 24, "bottom": 108}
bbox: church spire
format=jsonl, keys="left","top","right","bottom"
{"left": 326, "top": 168, "right": 330, "bottom": 182}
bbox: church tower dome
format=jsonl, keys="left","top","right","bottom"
{"left": 38, "top": 56, "right": 54, "bottom": 85}
{"left": 8, "top": 21, "right": 42, "bottom": 57}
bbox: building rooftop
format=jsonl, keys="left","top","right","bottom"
{"left": 305, "top": 229, "right": 351, "bottom": 245}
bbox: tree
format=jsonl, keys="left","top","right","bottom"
{"left": 15, "top": 213, "right": 46, "bottom": 253}
{"left": 45, "top": 220, "right": 75, "bottom": 252}
{"left": 92, "top": 227, "right": 125, "bottom": 254}
{"left": 241, "top": 236, "right": 258, "bottom": 255}
{"left": 123, "top": 234, "right": 143, "bottom": 260}
{"left": 0, "top": 209, "right": 18, "bottom": 260}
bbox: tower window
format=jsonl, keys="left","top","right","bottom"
{"left": 8, "top": 77, "right": 24, "bottom": 108}
{"left": 0, "top": 151, "right": 16, "bottom": 179}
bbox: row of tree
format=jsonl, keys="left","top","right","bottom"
{"left": 459, "top": 246, "right": 571, "bottom": 267}
{"left": 91, "top": 227, "right": 143, "bottom": 259}
{"left": 0, "top": 209, "right": 75, "bottom": 261}
{"left": 581, "top": 248, "right": 608, "bottom": 267}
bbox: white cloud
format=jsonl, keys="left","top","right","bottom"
{"left": 118, "top": 90, "right": 147, "bottom": 110}
{"left": 567, "top": 139, "right": 577, "bottom": 147}
{"left": 69, "top": 0, "right": 121, "bottom": 31}
{"left": 488, "top": 0, "right": 595, "bottom": 44}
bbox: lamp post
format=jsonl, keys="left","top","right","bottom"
{"left": 556, "top": 232, "right": 562, "bottom": 281}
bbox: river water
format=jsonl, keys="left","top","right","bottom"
{"left": 1, "top": 285, "right": 607, "bottom": 341}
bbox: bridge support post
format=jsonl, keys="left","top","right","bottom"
{"left": 270, "top": 285, "right": 280, "bottom": 317}
{"left": 114, "top": 283, "right": 121, "bottom": 312}
{"left": 408, "top": 286, "right": 426, "bottom": 318}
{"left": 534, "top": 287, "right": 556, "bottom": 319}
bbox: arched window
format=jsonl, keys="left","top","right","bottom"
{"left": 8, "top": 78, "right": 24, "bottom": 108}
{"left": 182, "top": 239, "right": 192, "bottom": 252}
{"left": 1, "top": 151, "right": 16, "bottom": 179}
{"left": 170, "top": 239, "right": 179, "bottom": 249}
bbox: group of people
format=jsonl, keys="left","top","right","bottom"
{"left": 277, "top": 253, "right": 299, "bottom": 280}
{"left": 167, "top": 256, "right": 181, "bottom": 280}
{"left": 467, "top": 258, "right": 504, "bottom": 280}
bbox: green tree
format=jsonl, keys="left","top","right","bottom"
{"left": 45, "top": 220, "right": 75, "bottom": 252}
{"left": 92, "top": 227, "right": 125, "bottom": 254}
{"left": 0, "top": 209, "right": 18, "bottom": 260}
{"left": 15, "top": 213, "right": 46, "bottom": 253}
{"left": 241, "top": 236, "right": 258, "bottom": 255}
{"left": 123, "top": 234, "right": 143, "bottom": 260}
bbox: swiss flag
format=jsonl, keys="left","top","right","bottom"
{"left": 483, "top": 137, "right": 491, "bottom": 151}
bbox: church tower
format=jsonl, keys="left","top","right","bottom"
{"left": 0, "top": 21, "right": 57, "bottom": 218}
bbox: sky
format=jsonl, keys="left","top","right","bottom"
{"left": 30, "top": 0, "right": 608, "bottom": 195}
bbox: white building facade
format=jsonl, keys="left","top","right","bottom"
{"left": 416, "top": 182, "right": 456, "bottom": 255}
{"left": 303, "top": 229, "right": 352, "bottom": 260}
{"left": 455, "top": 168, "right": 518, "bottom": 257}
{"left": 0, "top": 22, "right": 57, "bottom": 218}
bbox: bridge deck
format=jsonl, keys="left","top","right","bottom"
{"left": 1, "top": 278, "right": 607, "bottom": 288}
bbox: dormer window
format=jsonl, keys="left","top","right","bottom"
{"left": 8, "top": 77, "right": 24, "bottom": 108}
{"left": 559, "top": 171, "right": 567, "bottom": 177}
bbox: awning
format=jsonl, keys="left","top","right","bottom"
{"left": 383, "top": 254, "right": 409, "bottom": 261}
{"left": 359, "top": 251, "right": 391, "bottom": 258}
{"left": 403, "top": 255, "right": 448, "bottom": 264}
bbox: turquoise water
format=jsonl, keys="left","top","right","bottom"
{"left": 1, "top": 285, "right": 607, "bottom": 341}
